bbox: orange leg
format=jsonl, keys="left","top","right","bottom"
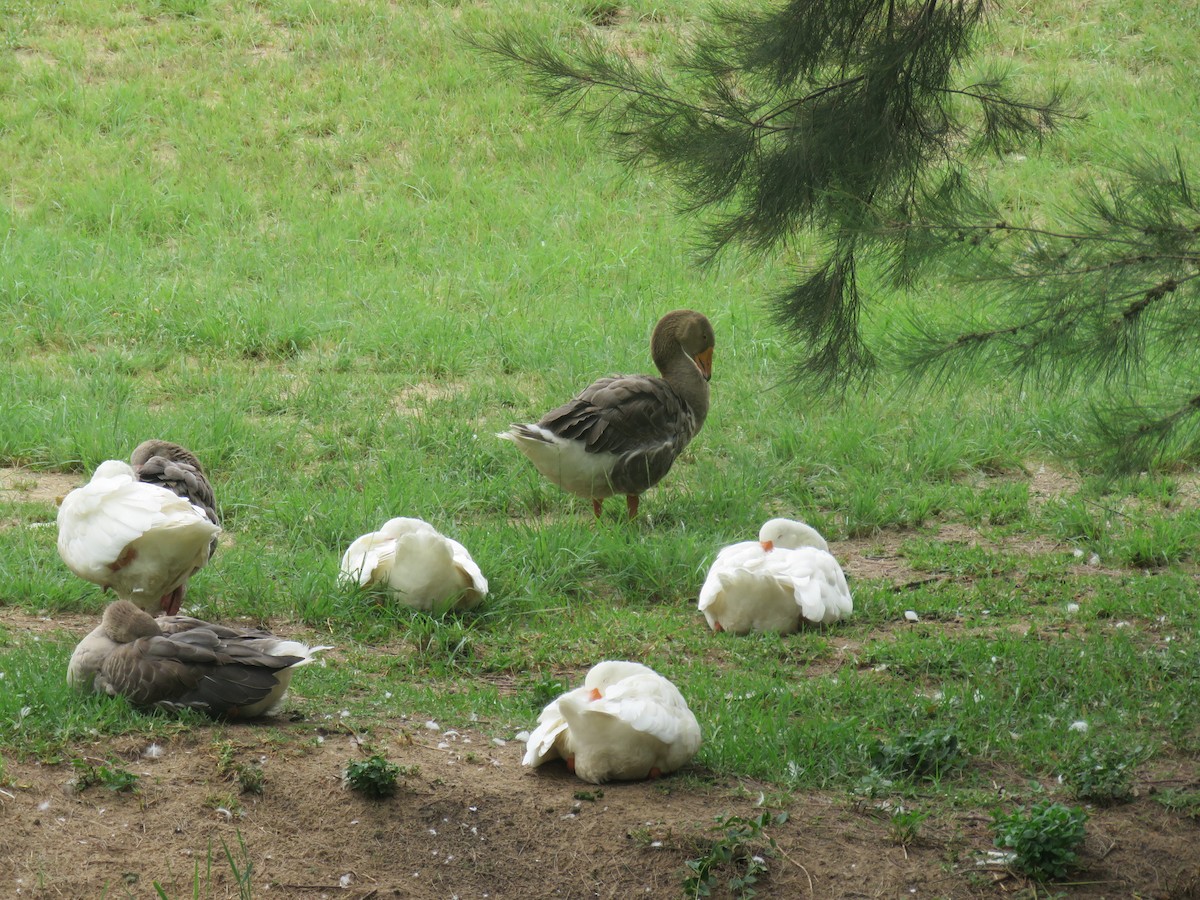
{"left": 592, "top": 498, "right": 603, "bottom": 518}
{"left": 712, "top": 621, "right": 725, "bottom": 633}
{"left": 625, "top": 494, "right": 639, "bottom": 519}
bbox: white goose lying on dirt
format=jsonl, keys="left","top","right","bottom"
{"left": 522, "top": 660, "right": 701, "bottom": 784}
{"left": 68, "top": 600, "right": 327, "bottom": 718}
{"left": 698, "top": 518, "right": 853, "bottom": 634}
{"left": 498, "top": 309, "right": 715, "bottom": 519}
{"left": 57, "top": 444, "right": 221, "bottom": 616}
{"left": 339, "top": 517, "right": 487, "bottom": 613}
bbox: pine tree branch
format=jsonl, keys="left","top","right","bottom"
{"left": 475, "top": 2, "right": 1074, "bottom": 392}
{"left": 889, "top": 219, "right": 1157, "bottom": 247}
{"left": 1116, "top": 272, "right": 1200, "bottom": 321}
{"left": 1008, "top": 257, "right": 1200, "bottom": 281}
{"left": 752, "top": 76, "right": 868, "bottom": 128}
{"left": 1085, "top": 388, "right": 1200, "bottom": 472}
{"left": 472, "top": 32, "right": 746, "bottom": 127}
{"left": 933, "top": 84, "right": 1077, "bottom": 117}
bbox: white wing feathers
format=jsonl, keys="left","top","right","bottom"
{"left": 583, "top": 674, "right": 696, "bottom": 747}
{"left": 57, "top": 461, "right": 219, "bottom": 594}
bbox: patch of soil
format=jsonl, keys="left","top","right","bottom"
{"left": 0, "top": 468, "right": 80, "bottom": 508}
{"left": 3, "top": 710, "right": 1199, "bottom": 898}
{"left": 392, "top": 380, "right": 472, "bottom": 418}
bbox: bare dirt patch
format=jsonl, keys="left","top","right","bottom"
{"left": 0, "top": 468, "right": 80, "bottom": 508}
{"left": 392, "top": 380, "right": 472, "bottom": 418}
{"left": 13, "top": 48, "right": 57, "bottom": 69}
{"left": 4, "top": 716, "right": 1200, "bottom": 899}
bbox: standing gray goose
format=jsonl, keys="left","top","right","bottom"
{"left": 67, "top": 600, "right": 327, "bottom": 718}
{"left": 498, "top": 309, "right": 715, "bottom": 518}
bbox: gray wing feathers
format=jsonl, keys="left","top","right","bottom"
{"left": 100, "top": 631, "right": 300, "bottom": 714}
{"left": 134, "top": 455, "right": 219, "bottom": 526}
{"left": 132, "top": 446, "right": 220, "bottom": 562}
{"left": 538, "top": 375, "right": 699, "bottom": 495}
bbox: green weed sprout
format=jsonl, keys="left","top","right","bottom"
{"left": 992, "top": 800, "right": 1088, "bottom": 881}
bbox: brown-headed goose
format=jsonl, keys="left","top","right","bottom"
{"left": 67, "top": 600, "right": 327, "bottom": 718}
{"left": 339, "top": 517, "right": 487, "bottom": 613}
{"left": 522, "top": 660, "right": 701, "bottom": 784}
{"left": 498, "top": 309, "right": 715, "bottom": 518}
{"left": 57, "top": 444, "right": 221, "bottom": 616}
{"left": 698, "top": 518, "right": 853, "bottom": 634}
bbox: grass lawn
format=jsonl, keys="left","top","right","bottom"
{"left": 1, "top": 0, "right": 1198, "bottom": 895}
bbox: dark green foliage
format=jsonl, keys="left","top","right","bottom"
{"left": 683, "top": 811, "right": 788, "bottom": 899}
{"left": 1062, "top": 744, "right": 1142, "bottom": 805}
{"left": 866, "top": 725, "right": 964, "bottom": 780}
{"left": 344, "top": 754, "right": 402, "bottom": 799}
{"left": 476, "top": 0, "right": 1068, "bottom": 391}
{"left": 72, "top": 757, "right": 139, "bottom": 793}
{"left": 901, "top": 149, "right": 1200, "bottom": 471}
{"left": 992, "top": 800, "right": 1088, "bottom": 881}
{"left": 887, "top": 807, "right": 930, "bottom": 846}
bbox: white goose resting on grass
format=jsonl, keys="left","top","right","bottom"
{"left": 339, "top": 517, "right": 487, "bottom": 613}
{"left": 68, "top": 600, "right": 328, "bottom": 718}
{"left": 522, "top": 660, "right": 701, "bottom": 784}
{"left": 698, "top": 518, "right": 853, "bottom": 635}
{"left": 57, "top": 443, "right": 221, "bottom": 616}
{"left": 498, "top": 309, "right": 715, "bottom": 519}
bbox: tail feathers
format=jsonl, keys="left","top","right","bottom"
{"left": 522, "top": 715, "right": 567, "bottom": 766}
{"left": 268, "top": 641, "right": 332, "bottom": 665}
{"left": 496, "top": 424, "right": 553, "bottom": 444}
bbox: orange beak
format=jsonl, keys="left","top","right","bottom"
{"left": 588, "top": 687, "right": 602, "bottom": 701}
{"left": 760, "top": 540, "right": 774, "bottom": 552}
{"left": 692, "top": 346, "right": 713, "bottom": 381}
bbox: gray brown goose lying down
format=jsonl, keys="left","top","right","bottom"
{"left": 498, "top": 310, "right": 715, "bottom": 518}
{"left": 67, "top": 601, "right": 328, "bottom": 718}
{"left": 56, "top": 442, "right": 221, "bottom": 616}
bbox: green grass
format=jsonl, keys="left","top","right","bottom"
{"left": 1, "top": 0, "right": 1199, "bottom": 861}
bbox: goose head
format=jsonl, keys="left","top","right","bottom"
{"left": 650, "top": 310, "right": 715, "bottom": 382}
{"left": 758, "top": 518, "right": 829, "bottom": 553}
{"left": 103, "top": 599, "right": 163, "bottom": 642}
